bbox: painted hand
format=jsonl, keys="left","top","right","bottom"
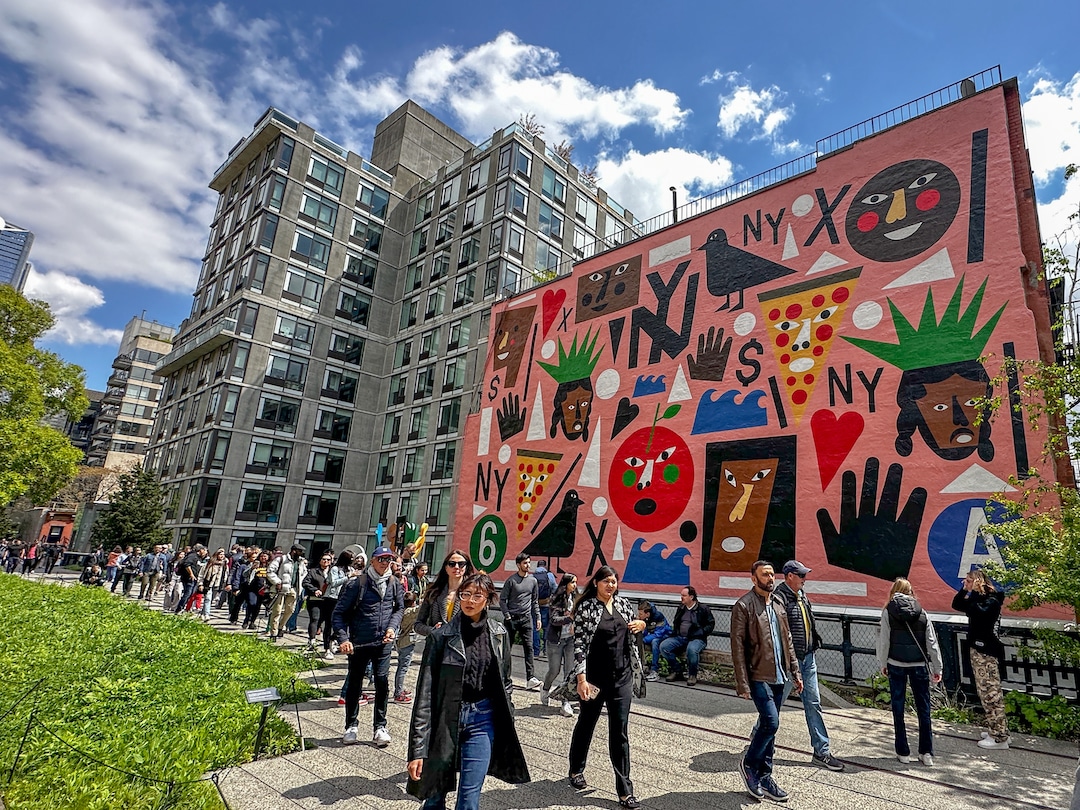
{"left": 686, "top": 326, "right": 733, "bottom": 381}
{"left": 816, "top": 457, "right": 927, "bottom": 582}
{"left": 497, "top": 393, "right": 527, "bottom": 441}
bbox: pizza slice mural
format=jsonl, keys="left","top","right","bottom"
{"left": 758, "top": 268, "right": 862, "bottom": 424}
{"left": 515, "top": 449, "right": 562, "bottom": 534}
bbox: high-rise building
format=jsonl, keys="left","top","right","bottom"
{"left": 149, "top": 103, "right": 638, "bottom": 558}
{"left": 89, "top": 316, "right": 176, "bottom": 468}
{"left": 0, "top": 218, "right": 34, "bottom": 291}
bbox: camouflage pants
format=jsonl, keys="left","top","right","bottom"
{"left": 971, "top": 649, "right": 1008, "bottom": 741}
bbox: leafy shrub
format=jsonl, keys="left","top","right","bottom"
{"left": 1004, "top": 691, "right": 1080, "bottom": 739}
{"left": 0, "top": 575, "right": 319, "bottom": 809}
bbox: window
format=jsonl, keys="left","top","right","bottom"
{"left": 430, "top": 253, "right": 450, "bottom": 283}
{"left": 542, "top": 166, "right": 566, "bottom": 204}
{"left": 322, "top": 367, "right": 358, "bottom": 403}
{"left": 238, "top": 485, "right": 284, "bottom": 522}
{"left": 372, "top": 494, "right": 391, "bottom": 527}
{"left": 405, "top": 261, "right": 424, "bottom": 292}
{"left": 453, "top": 271, "right": 474, "bottom": 308}
{"left": 299, "top": 193, "right": 338, "bottom": 233}
{"left": 414, "top": 365, "right": 435, "bottom": 399}
{"left": 300, "top": 492, "right": 338, "bottom": 525}
{"left": 510, "top": 183, "right": 528, "bottom": 219}
{"left": 247, "top": 439, "right": 293, "bottom": 477}
{"left": 256, "top": 393, "right": 301, "bottom": 432}
{"left": 357, "top": 181, "right": 390, "bottom": 219}
{"left": 576, "top": 195, "right": 598, "bottom": 229}
{"left": 258, "top": 214, "right": 279, "bottom": 249}
{"left": 376, "top": 452, "right": 396, "bottom": 486}
{"left": 424, "top": 286, "right": 445, "bottom": 320}
{"left": 265, "top": 351, "right": 308, "bottom": 391}
{"left": 435, "top": 212, "right": 455, "bottom": 245}
{"left": 484, "top": 260, "right": 499, "bottom": 298}
{"left": 573, "top": 225, "right": 591, "bottom": 259}
{"left": 221, "top": 386, "right": 240, "bottom": 425}
{"left": 419, "top": 328, "right": 439, "bottom": 360}
{"left": 283, "top": 266, "right": 324, "bottom": 309}
{"left": 507, "top": 223, "right": 525, "bottom": 258}
{"left": 514, "top": 147, "right": 532, "bottom": 178}
{"left": 209, "top": 431, "right": 231, "bottom": 473}
{"left": 200, "top": 479, "right": 221, "bottom": 520}
{"left": 344, "top": 253, "right": 377, "bottom": 288}
{"left": 458, "top": 236, "right": 480, "bottom": 268}
{"left": 415, "top": 191, "right": 434, "bottom": 224}
{"left": 447, "top": 317, "right": 470, "bottom": 351}
{"left": 394, "top": 341, "right": 413, "bottom": 369}
{"left": 308, "top": 448, "right": 346, "bottom": 484}
{"left": 400, "top": 298, "right": 419, "bottom": 329}
{"left": 273, "top": 312, "right": 316, "bottom": 353}
{"left": 501, "top": 261, "right": 522, "bottom": 296}
{"left": 493, "top": 182, "right": 508, "bottom": 218}
{"left": 260, "top": 175, "right": 287, "bottom": 212}
{"left": 462, "top": 195, "right": 484, "bottom": 229}
{"left": 291, "top": 227, "right": 331, "bottom": 270}
{"left": 268, "top": 134, "right": 295, "bottom": 172}
{"left": 399, "top": 491, "right": 417, "bottom": 523}
{"left": 539, "top": 201, "right": 563, "bottom": 239}
{"left": 350, "top": 215, "right": 383, "bottom": 254}
{"left": 229, "top": 342, "right": 250, "bottom": 381}
{"left": 239, "top": 252, "right": 269, "bottom": 293}
{"left": 388, "top": 373, "right": 408, "bottom": 406}
{"left": 408, "top": 404, "right": 429, "bottom": 441}
{"left": 315, "top": 407, "right": 351, "bottom": 442}
{"left": 535, "top": 241, "right": 561, "bottom": 275}
{"left": 467, "top": 157, "right": 488, "bottom": 192}
{"left": 307, "top": 155, "right": 344, "bottom": 197}
{"left": 336, "top": 288, "right": 371, "bottom": 326}
{"left": 489, "top": 221, "right": 504, "bottom": 255}
{"left": 442, "top": 358, "right": 465, "bottom": 392}
{"left": 329, "top": 332, "right": 364, "bottom": 366}
{"left": 431, "top": 442, "right": 457, "bottom": 480}
{"left": 428, "top": 488, "right": 451, "bottom": 526}
{"left": 438, "top": 397, "right": 461, "bottom": 434}
{"left": 401, "top": 446, "right": 425, "bottom": 483}
{"left": 411, "top": 226, "right": 429, "bottom": 258}
{"left": 383, "top": 413, "right": 401, "bottom": 445}
{"left": 440, "top": 176, "right": 460, "bottom": 209}
{"left": 193, "top": 434, "right": 210, "bottom": 470}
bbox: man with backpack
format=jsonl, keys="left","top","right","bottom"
{"left": 533, "top": 559, "right": 558, "bottom": 657}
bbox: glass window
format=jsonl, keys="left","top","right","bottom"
{"left": 291, "top": 227, "right": 331, "bottom": 270}
{"left": 542, "top": 166, "right": 566, "bottom": 204}
{"left": 299, "top": 193, "right": 338, "bottom": 233}
{"left": 424, "top": 286, "right": 445, "bottom": 320}
{"left": 442, "top": 359, "right": 464, "bottom": 392}
{"left": 576, "top": 195, "right": 598, "bottom": 229}
{"left": 467, "top": 157, "right": 488, "bottom": 192}
{"left": 258, "top": 213, "right": 279, "bottom": 249}
{"left": 447, "top": 317, "right": 470, "bottom": 350}
{"left": 307, "top": 155, "right": 344, "bottom": 197}
{"left": 376, "top": 452, "right": 396, "bottom": 486}
{"left": 408, "top": 404, "right": 429, "bottom": 441}
{"left": 300, "top": 491, "right": 339, "bottom": 524}
{"left": 459, "top": 235, "right": 480, "bottom": 268}
{"left": 209, "top": 431, "right": 231, "bottom": 473}
{"left": 510, "top": 183, "right": 528, "bottom": 219}
{"left": 383, "top": 413, "right": 402, "bottom": 445}
{"left": 440, "top": 176, "right": 459, "bottom": 209}
{"left": 535, "top": 241, "right": 561, "bottom": 275}
{"left": 430, "top": 253, "right": 450, "bottom": 282}
{"left": 411, "top": 226, "right": 429, "bottom": 258}
{"left": 273, "top": 312, "right": 316, "bottom": 353}
{"left": 484, "top": 260, "right": 499, "bottom": 298}
{"left": 309, "top": 448, "right": 346, "bottom": 484}
{"left": 248, "top": 439, "right": 293, "bottom": 477}
{"left": 401, "top": 446, "right": 425, "bottom": 483}
{"left": 239, "top": 485, "right": 284, "bottom": 520}
{"left": 453, "top": 271, "right": 474, "bottom": 308}
{"left": 357, "top": 182, "right": 390, "bottom": 219}
{"left": 539, "top": 201, "right": 563, "bottom": 239}
{"left": 431, "top": 442, "right": 457, "bottom": 479}
{"left": 399, "top": 298, "right": 419, "bottom": 330}
{"left": 435, "top": 212, "right": 456, "bottom": 244}
{"left": 415, "top": 191, "right": 434, "bottom": 224}
{"left": 489, "top": 221, "right": 504, "bottom": 254}
{"left": 336, "top": 288, "right": 371, "bottom": 326}
{"left": 344, "top": 253, "right": 377, "bottom": 288}
{"left": 265, "top": 351, "right": 308, "bottom": 390}
{"left": 350, "top": 215, "right": 383, "bottom": 254}
{"left": 323, "top": 367, "right": 358, "bottom": 403}
{"left": 414, "top": 365, "right": 435, "bottom": 399}
{"left": 256, "top": 394, "right": 301, "bottom": 432}
{"left": 394, "top": 340, "right": 413, "bottom": 369}
{"left": 283, "top": 266, "right": 324, "bottom": 309}
{"left": 315, "top": 407, "right": 351, "bottom": 442}
{"left": 230, "top": 342, "right": 250, "bottom": 381}
{"left": 388, "top": 373, "right": 408, "bottom": 407}
{"left": 419, "top": 328, "right": 439, "bottom": 360}
{"left": 405, "top": 261, "right": 424, "bottom": 292}
{"left": 507, "top": 223, "right": 525, "bottom": 258}
{"left": 329, "top": 332, "right": 364, "bottom": 366}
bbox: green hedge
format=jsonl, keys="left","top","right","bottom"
{"left": 0, "top": 575, "right": 319, "bottom": 809}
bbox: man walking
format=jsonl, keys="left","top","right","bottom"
{"left": 533, "top": 558, "right": 557, "bottom": 656}
{"left": 138, "top": 544, "right": 164, "bottom": 601}
{"left": 732, "top": 560, "right": 801, "bottom": 803}
{"left": 771, "top": 561, "right": 844, "bottom": 771}
{"left": 173, "top": 544, "right": 208, "bottom": 613}
{"left": 501, "top": 552, "right": 542, "bottom": 689}
{"left": 660, "top": 586, "right": 715, "bottom": 686}
{"left": 266, "top": 544, "right": 308, "bottom": 639}
{"left": 333, "top": 546, "right": 404, "bottom": 748}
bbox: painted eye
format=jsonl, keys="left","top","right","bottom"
{"left": 614, "top": 263, "right": 628, "bottom": 276}
{"left": 750, "top": 469, "right": 772, "bottom": 482}
{"left": 567, "top": 404, "right": 576, "bottom": 411}
{"left": 933, "top": 403, "right": 948, "bottom": 411}
{"left": 626, "top": 456, "right": 646, "bottom": 468}
{"left": 778, "top": 320, "right": 799, "bottom": 332}
{"left": 657, "top": 446, "right": 676, "bottom": 462}
{"left": 589, "top": 272, "right": 604, "bottom": 282}
{"left": 536, "top": 474, "right": 548, "bottom": 483}
{"left": 724, "top": 468, "right": 737, "bottom": 487}
{"left": 908, "top": 173, "right": 937, "bottom": 189}
{"left": 964, "top": 398, "right": 977, "bottom": 407}
{"left": 861, "top": 193, "right": 889, "bottom": 205}
{"left": 579, "top": 399, "right": 590, "bottom": 408}
{"left": 814, "top": 307, "right": 836, "bottom": 321}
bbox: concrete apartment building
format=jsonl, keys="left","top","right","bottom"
{"left": 0, "top": 217, "right": 34, "bottom": 291}
{"left": 148, "top": 102, "right": 638, "bottom": 560}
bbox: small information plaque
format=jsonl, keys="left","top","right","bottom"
{"left": 245, "top": 687, "right": 281, "bottom": 704}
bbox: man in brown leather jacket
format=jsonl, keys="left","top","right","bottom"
{"left": 731, "top": 560, "right": 801, "bottom": 803}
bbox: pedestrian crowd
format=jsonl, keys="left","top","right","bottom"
{"left": 0, "top": 536, "right": 66, "bottom": 576}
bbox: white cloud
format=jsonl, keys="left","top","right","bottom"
{"left": 595, "top": 148, "right": 736, "bottom": 222}
{"left": 23, "top": 269, "right": 124, "bottom": 346}
{"left": 709, "top": 72, "right": 799, "bottom": 154}
{"left": 1022, "top": 72, "right": 1080, "bottom": 256}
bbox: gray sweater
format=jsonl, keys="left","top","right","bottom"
{"left": 500, "top": 573, "right": 540, "bottom": 624}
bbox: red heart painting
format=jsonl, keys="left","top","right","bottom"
{"left": 811, "top": 410, "right": 864, "bottom": 490}
{"left": 542, "top": 288, "right": 566, "bottom": 336}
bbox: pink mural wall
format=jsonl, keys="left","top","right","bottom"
{"left": 457, "top": 84, "right": 1060, "bottom": 614}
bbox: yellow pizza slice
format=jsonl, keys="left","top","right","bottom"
{"left": 515, "top": 449, "right": 562, "bottom": 535}
{"left": 757, "top": 268, "right": 861, "bottom": 424}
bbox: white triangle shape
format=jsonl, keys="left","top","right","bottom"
{"left": 668, "top": 364, "right": 692, "bottom": 402}
{"left": 578, "top": 418, "right": 602, "bottom": 488}
{"left": 526, "top": 383, "right": 546, "bottom": 440}
{"left": 884, "top": 247, "right": 955, "bottom": 289}
{"left": 613, "top": 526, "right": 625, "bottom": 561}
{"left": 940, "top": 463, "right": 1017, "bottom": 494}
{"left": 472, "top": 504, "right": 487, "bottom": 519}
{"left": 806, "top": 251, "right": 847, "bottom": 274}
{"left": 782, "top": 224, "right": 799, "bottom": 260}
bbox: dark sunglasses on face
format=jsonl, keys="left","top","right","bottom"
{"left": 446, "top": 560, "right": 468, "bottom": 568}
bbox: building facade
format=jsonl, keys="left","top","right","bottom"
{"left": 0, "top": 218, "right": 34, "bottom": 291}
{"left": 149, "top": 103, "right": 638, "bottom": 560}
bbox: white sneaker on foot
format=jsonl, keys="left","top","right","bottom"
{"left": 645, "top": 671, "right": 659, "bottom": 682}
{"left": 526, "top": 677, "right": 543, "bottom": 690}
{"left": 323, "top": 649, "right": 335, "bottom": 660}
{"left": 342, "top": 725, "right": 359, "bottom": 745}
{"left": 373, "top": 726, "right": 391, "bottom": 747}
{"left": 561, "top": 701, "right": 574, "bottom": 717}
{"left": 920, "top": 753, "right": 934, "bottom": 766}
{"left": 977, "top": 737, "right": 1010, "bottom": 750}
{"left": 897, "top": 754, "right": 912, "bottom": 764}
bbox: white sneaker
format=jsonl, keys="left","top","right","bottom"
{"left": 897, "top": 754, "right": 912, "bottom": 764}
{"left": 645, "top": 671, "right": 659, "bottom": 682}
{"left": 526, "top": 677, "right": 543, "bottom": 690}
{"left": 331, "top": 640, "right": 340, "bottom": 654}
{"left": 920, "top": 753, "right": 934, "bottom": 766}
{"left": 977, "top": 737, "right": 1010, "bottom": 750}
{"left": 373, "top": 726, "right": 391, "bottom": 747}
{"left": 323, "top": 649, "right": 335, "bottom": 661}
{"left": 540, "top": 688, "right": 550, "bottom": 706}
{"left": 342, "top": 725, "right": 359, "bottom": 745}
{"left": 980, "top": 730, "right": 991, "bottom": 739}
{"left": 561, "top": 701, "right": 575, "bottom": 717}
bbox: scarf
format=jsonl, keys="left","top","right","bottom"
{"left": 367, "top": 565, "right": 392, "bottom": 598}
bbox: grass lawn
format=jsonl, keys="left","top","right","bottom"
{"left": 0, "top": 574, "right": 319, "bottom": 809}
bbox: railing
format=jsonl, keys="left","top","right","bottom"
{"left": 154, "top": 318, "right": 237, "bottom": 377}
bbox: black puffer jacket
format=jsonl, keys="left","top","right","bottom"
{"left": 773, "top": 582, "right": 822, "bottom": 658}
{"left": 887, "top": 594, "right": 929, "bottom": 664}
{"left": 952, "top": 587, "right": 1004, "bottom": 658}
{"left": 407, "top": 613, "right": 529, "bottom": 799}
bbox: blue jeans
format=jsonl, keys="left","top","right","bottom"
{"left": 421, "top": 699, "right": 495, "bottom": 810}
{"left": 659, "top": 636, "right": 706, "bottom": 676}
{"left": 745, "top": 681, "right": 785, "bottom": 778}
{"left": 644, "top": 637, "right": 663, "bottom": 673}
{"left": 781, "top": 652, "right": 830, "bottom": 757}
{"left": 394, "top": 644, "right": 415, "bottom": 697}
{"left": 285, "top": 594, "right": 305, "bottom": 632}
{"left": 534, "top": 606, "right": 550, "bottom": 655}
{"left": 887, "top": 664, "right": 933, "bottom": 756}
{"left": 543, "top": 633, "right": 574, "bottom": 692}
{"left": 174, "top": 580, "right": 197, "bottom": 613}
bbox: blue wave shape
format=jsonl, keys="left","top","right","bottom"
{"left": 622, "top": 537, "right": 691, "bottom": 585}
{"left": 633, "top": 374, "right": 667, "bottom": 396}
{"left": 691, "top": 389, "right": 768, "bottom": 435}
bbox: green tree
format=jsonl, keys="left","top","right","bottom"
{"left": 982, "top": 164, "right": 1080, "bottom": 662}
{"left": 0, "top": 287, "right": 88, "bottom": 505}
{"left": 90, "top": 467, "right": 170, "bottom": 549}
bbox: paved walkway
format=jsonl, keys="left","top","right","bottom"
{"left": 33, "top": 569, "right": 1079, "bottom": 809}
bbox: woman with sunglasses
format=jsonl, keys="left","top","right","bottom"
{"left": 416, "top": 550, "right": 474, "bottom": 637}
{"left": 541, "top": 572, "right": 579, "bottom": 717}
{"left": 407, "top": 572, "right": 529, "bottom": 810}
{"left": 301, "top": 551, "right": 335, "bottom": 652}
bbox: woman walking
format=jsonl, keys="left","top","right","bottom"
{"left": 320, "top": 550, "right": 353, "bottom": 660}
{"left": 302, "top": 551, "right": 334, "bottom": 652}
{"left": 199, "top": 549, "right": 229, "bottom": 619}
{"left": 416, "top": 550, "right": 474, "bottom": 636}
{"left": 407, "top": 572, "right": 530, "bottom": 810}
{"left": 953, "top": 568, "right": 1009, "bottom": 749}
{"left": 877, "top": 577, "right": 943, "bottom": 766}
{"left": 242, "top": 552, "right": 272, "bottom": 630}
{"left": 564, "top": 565, "right": 645, "bottom": 809}
{"left": 541, "top": 573, "right": 578, "bottom": 717}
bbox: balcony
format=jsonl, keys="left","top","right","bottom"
{"left": 112, "top": 354, "right": 133, "bottom": 371}
{"left": 101, "top": 386, "right": 125, "bottom": 405}
{"left": 155, "top": 318, "right": 237, "bottom": 377}
{"left": 106, "top": 369, "right": 129, "bottom": 388}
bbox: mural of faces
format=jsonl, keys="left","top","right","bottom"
{"left": 609, "top": 425, "right": 694, "bottom": 532}
{"left": 491, "top": 305, "right": 536, "bottom": 388}
{"left": 550, "top": 379, "right": 594, "bottom": 441}
{"left": 895, "top": 360, "right": 994, "bottom": 462}
{"left": 707, "top": 458, "right": 779, "bottom": 571}
{"left": 576, "top": 255, "right": 641, "bottom": 323}
{"left": 845, "top": 159, "right": 961, "bottom": 262}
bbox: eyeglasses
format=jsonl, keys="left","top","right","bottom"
{"left": 446, "top": 560, "right": 468, "bottom": 568}
{"left": 458, "top": 592, "right": 488, "bottom": 603}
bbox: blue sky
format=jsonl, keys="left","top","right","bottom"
{"left": 1, "top": 0, "right": 1078, "bottom": 390}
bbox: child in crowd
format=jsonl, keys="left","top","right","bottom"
{"left": 394, "top": 592, "right": 420, "bottom": 703}
{"left": 639, "top": 600, "right": 672, "bottom": 682}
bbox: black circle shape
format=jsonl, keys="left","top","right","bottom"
{"left": 679, "top": 520, "right": 698, "bottom": 544}
{"left": 634, "top": 499, "right": 657, "bottom": 516}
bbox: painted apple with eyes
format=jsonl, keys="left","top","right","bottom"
{"left": 609, "top": 424, "right": 694, "bottom": 533}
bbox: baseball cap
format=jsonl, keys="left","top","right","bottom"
{"left": 372, "top": 546, "right": 395, "bottom": 558}
{"left": 782, "top": 560, "right": 811, "bottom": 576}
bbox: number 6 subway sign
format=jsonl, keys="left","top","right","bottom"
{"left": 457, "top": 78, "right": 1067, "bottom": 614}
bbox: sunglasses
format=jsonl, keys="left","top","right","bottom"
{"left": 446, "top": 560, "right": 468, "bottom": 568}
{"left": 458, "top": 592, "right": 487, "bottom": 603}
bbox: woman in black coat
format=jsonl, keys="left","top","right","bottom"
{"left": 953, "top": 568, "right": 1009, "bottom": 748}
{"left": 407, "top": 572, "right": 529, "bottom": 810}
